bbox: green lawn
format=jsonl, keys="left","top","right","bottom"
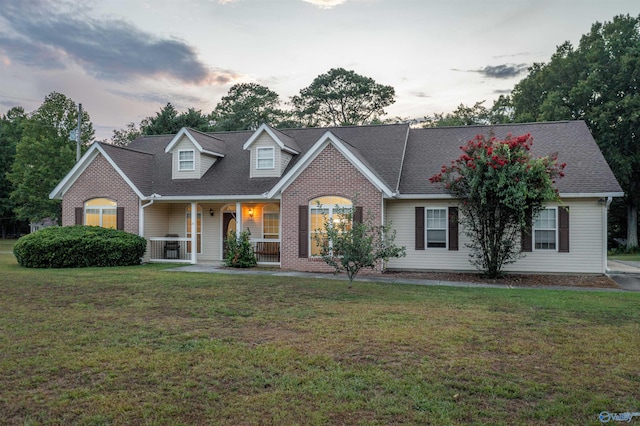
{"left": 609, "top": 253, "right": 640, "bottom": 262}
{"left": 1, "top": 243, "right": 639, "bottom": 425}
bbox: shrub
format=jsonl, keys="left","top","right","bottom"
{"left": 13, "top": 226, "right": 147, "bottom": 268}
{"left": 224, "top": 230, "right": 256, "bottom": 268}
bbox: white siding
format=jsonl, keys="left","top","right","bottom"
{"left": 281, "top": 152, "right": 293, "bottom": 174}
{"left": 199, "top": 155, "right": 217, "bottom": 178}
{"left": 171, "top": 136, "right": 200, "bottom": 180}
{"left": 250, "top": 133, "right": 282, "bottom": 178}
{"left": 385, "top": 198, "right": 606, "bottom": 274}
{"left": 385, "top": 200, "right": 472, "bottom": 271}
{"left": 505, "top": 199, "right": 605, "bottom": 274}
{"left": 142, "top": 203, "right": 171, "bottom": 262}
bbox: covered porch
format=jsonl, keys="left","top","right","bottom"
{"left": 141, "top": 200, "right": 281, "bottom": 265}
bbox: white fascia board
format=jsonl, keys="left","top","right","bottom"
{"left": 268, "top": 131, "right": 394, "bottom": 198}
{"left": 49, "top": 143, "right": 145, "bottom": 200}
{"left": 558, "top": 192, "right": 625, "bottom": 199}
{"left": 242, "top": 124, "right": 299, "bottom": 154}
{"left": 164, "top": 128, "right": 203, "bottom": 153}
{"left": 202, "top": 149, "right": 225, "bottom": 158}
{"left": 146, "top": 194, "right": 272, "bottom": 201}
{"left": 393, "top": 192, "right": 626, "bottom": 200}
{"left": 394, "top": 193, "right": 454, "bottom": 200}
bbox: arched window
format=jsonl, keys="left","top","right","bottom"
{"left": 309, "top": 196, "right": 352, "bottom": 256}
{"left": 84, "top": 198, "right": 117, "bottom": 229}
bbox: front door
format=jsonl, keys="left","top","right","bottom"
{"left": 223, "top": 212, "right": 236, "bottom": 259}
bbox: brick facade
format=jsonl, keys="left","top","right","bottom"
{"left": 281, "top": 143, "right": 383, "bottom": 272}
{"left": 61, "top": 154, "right": 140, "bottom": 234}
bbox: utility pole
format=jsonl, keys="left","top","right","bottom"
{"left": 76, "top": 103, "right": 82, "bottom": 162}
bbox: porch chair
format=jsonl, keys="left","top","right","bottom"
{"left": 164, "top": 234, "right": 181, "bottom": 259}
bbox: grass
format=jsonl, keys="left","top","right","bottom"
{"left": 609, "top": 252, "right": 640, "bottom": 262}
{"left": 1, "top": 241, "right": 640, "bottom": 425}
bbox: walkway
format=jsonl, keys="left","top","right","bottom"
{"left": 169, "top": 260, "right": 640, "bottom": 292}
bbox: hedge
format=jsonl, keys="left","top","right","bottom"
{"left": 13, "top": 226, "right": 147, "bottom": 268}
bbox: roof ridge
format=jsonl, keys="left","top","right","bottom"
{"left": 97, "top": 141, "right": 154, "bottom": 156}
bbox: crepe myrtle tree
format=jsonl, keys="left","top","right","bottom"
{"left": 429, "top": 133, "right": 565, "bottom": 278}
{"left": 313, "top": 202, "right": 405, "bottom": 288}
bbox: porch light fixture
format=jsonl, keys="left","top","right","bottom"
{"left": 209, "top": 208, "right": 214, "bottom": 217}
{"left": 248, "top": 208, "right": 254, "bottom": 218}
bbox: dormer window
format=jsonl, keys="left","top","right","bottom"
{"left": 257, "top": 147, "right": 275, "bottom": 169}
{"left": 179, "top": 150, "right": 195, "bottom": 171}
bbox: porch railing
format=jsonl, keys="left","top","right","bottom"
{"left": 148, "top": 237, "right": 191, "bottom": 263}
{"left": 251, "top": 239, "right": 280, "bottom": 264}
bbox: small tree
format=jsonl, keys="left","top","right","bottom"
{"left": 429, "top": 133, "right": 565, "bottom": 278}
{"left": 313, "top": 204, "right": 405, "bottom": 288}
{"left": 224, "top": 230, "right": 257, "bottom": 268}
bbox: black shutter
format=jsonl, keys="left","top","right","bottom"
{"left": 75, "top": 207, "right": 83, "bottom": 225}
{"left": 354, "top": 206, "right": 363, "bottom": 223}
{"left": 298, "top": 205, "right": 308, "bottom": 258}
{"left": 116, "top": 207, "right": 125, "bottom": 231}
{"left": 558, "top": 206, "right": 569, "bottom": 253}
{"left": 521, "top": 209, "right": 533, "bottom": 252}
{"left": 415, "top": 207, "right": 425, "bottom": 250}
{"left": 448, "top": 207, "right": 459, "bottom": 251}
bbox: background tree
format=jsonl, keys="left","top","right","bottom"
{"left": 510, "top": 14, "right": 640, "bottom": 248}
{"left": 430, "top": 133, "right": 565, "bottom": 278}
{"left": 313, "top": 203, "right": 405, "bottom": 288}
{"left": 8, "top": 92, "right": 94, "bottom": 222}
{"left": 291, "top": 68, "right": 396, "bottom": 127}
{"left": 0, "top": 106, "right": 27, "bottom": 237}
{"left": 142, "top": 103, "right": 211, "bottom": 135}
{"left": 211, "top": 83, "right": 287, "bottom": 131}
{"left": 111, "top": 121, "right": 145, "bottom": 147}
{"left": 423, "top": 99, "right": 514, "bottom": 128}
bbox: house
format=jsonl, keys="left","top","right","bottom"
{"left": 50, "top": 121, "right": 623, "bottom": 274}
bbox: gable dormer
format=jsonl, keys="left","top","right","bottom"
{"left": 243, "top": 124, "right": 300, "bottom": 178}
{"left": 164, "top": 128, "right": 225, "bottom": 179}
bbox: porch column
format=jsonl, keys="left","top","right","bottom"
{"left": 191, "top": 201, "right": 197, "bottom": 264}
{"left": 236, "top": 202, "right": 242, "bottom": 235}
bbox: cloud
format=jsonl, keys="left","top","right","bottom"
{"left": 0, "top": 1, "right": 237, "bottom": 85}
{"left": 478, "top": 64, "right": 529, "bottom": 79}
{"left": 107, "top": 89, "right": 208, "bottom": 108}
{"left": 301, "top": 0, "right": 348, "bottom": 9}
{"left": 452, "top": 63, "right": 529, "bottom": 79}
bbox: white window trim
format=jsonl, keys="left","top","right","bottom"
{"left": 256, "top": 147, "right": 275, "bottom": 170}
{"left": 178, "top": 150, "right": 195, "bottom": 171}
{"left": 262, "top": 210, "right": 280, "bottom": 239}
{"left": 309, "top": 198, "right": 353, "bottom": 257}
{"left": 84, "top": 198, "right": 117, "bottom": 229}
{"left": 533, "top": 206, "right": 558, "bottom": 251}
{"left": 425, "top": 207, "right": 448, "bottom": 249}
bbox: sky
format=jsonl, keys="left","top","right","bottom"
{"left": 0, "top": 0, "right": 638, "bottom": 141}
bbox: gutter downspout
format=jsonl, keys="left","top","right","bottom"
{"left": 139, "top": 199, "right": 155, "bottom": 236}
{"left": 604, "top": 196, "right": 612, "bottom": 273}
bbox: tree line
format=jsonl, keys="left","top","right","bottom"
{"left": 0, "top": 14, "right": 638, "bottom": 248}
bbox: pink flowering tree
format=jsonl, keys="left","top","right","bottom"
{"left": 430, "top": 133, "right": 566, "bottom": 278}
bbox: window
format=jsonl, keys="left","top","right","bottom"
{"left": 84, "top": 198, "right": 117, "bottom": 229}
{"left": 179, "top": 150, "right": 195, "bottom": 171}
{"left": 426, "top": 208, "right": 447, "bottom": 248}
{"left": 263, "top": 204, "right": 280, "bottom": 239}
{"left": 186, "top": 205, "right": 202, "bottom": 254}
{"left": 309, "top": 196, "right": 352, "bottom": 256}
{"left": 534, "top": 208, "right": 557, "bottom": 250}
{"left": 257, "top": 147, "right": 275, "bottom": 169}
